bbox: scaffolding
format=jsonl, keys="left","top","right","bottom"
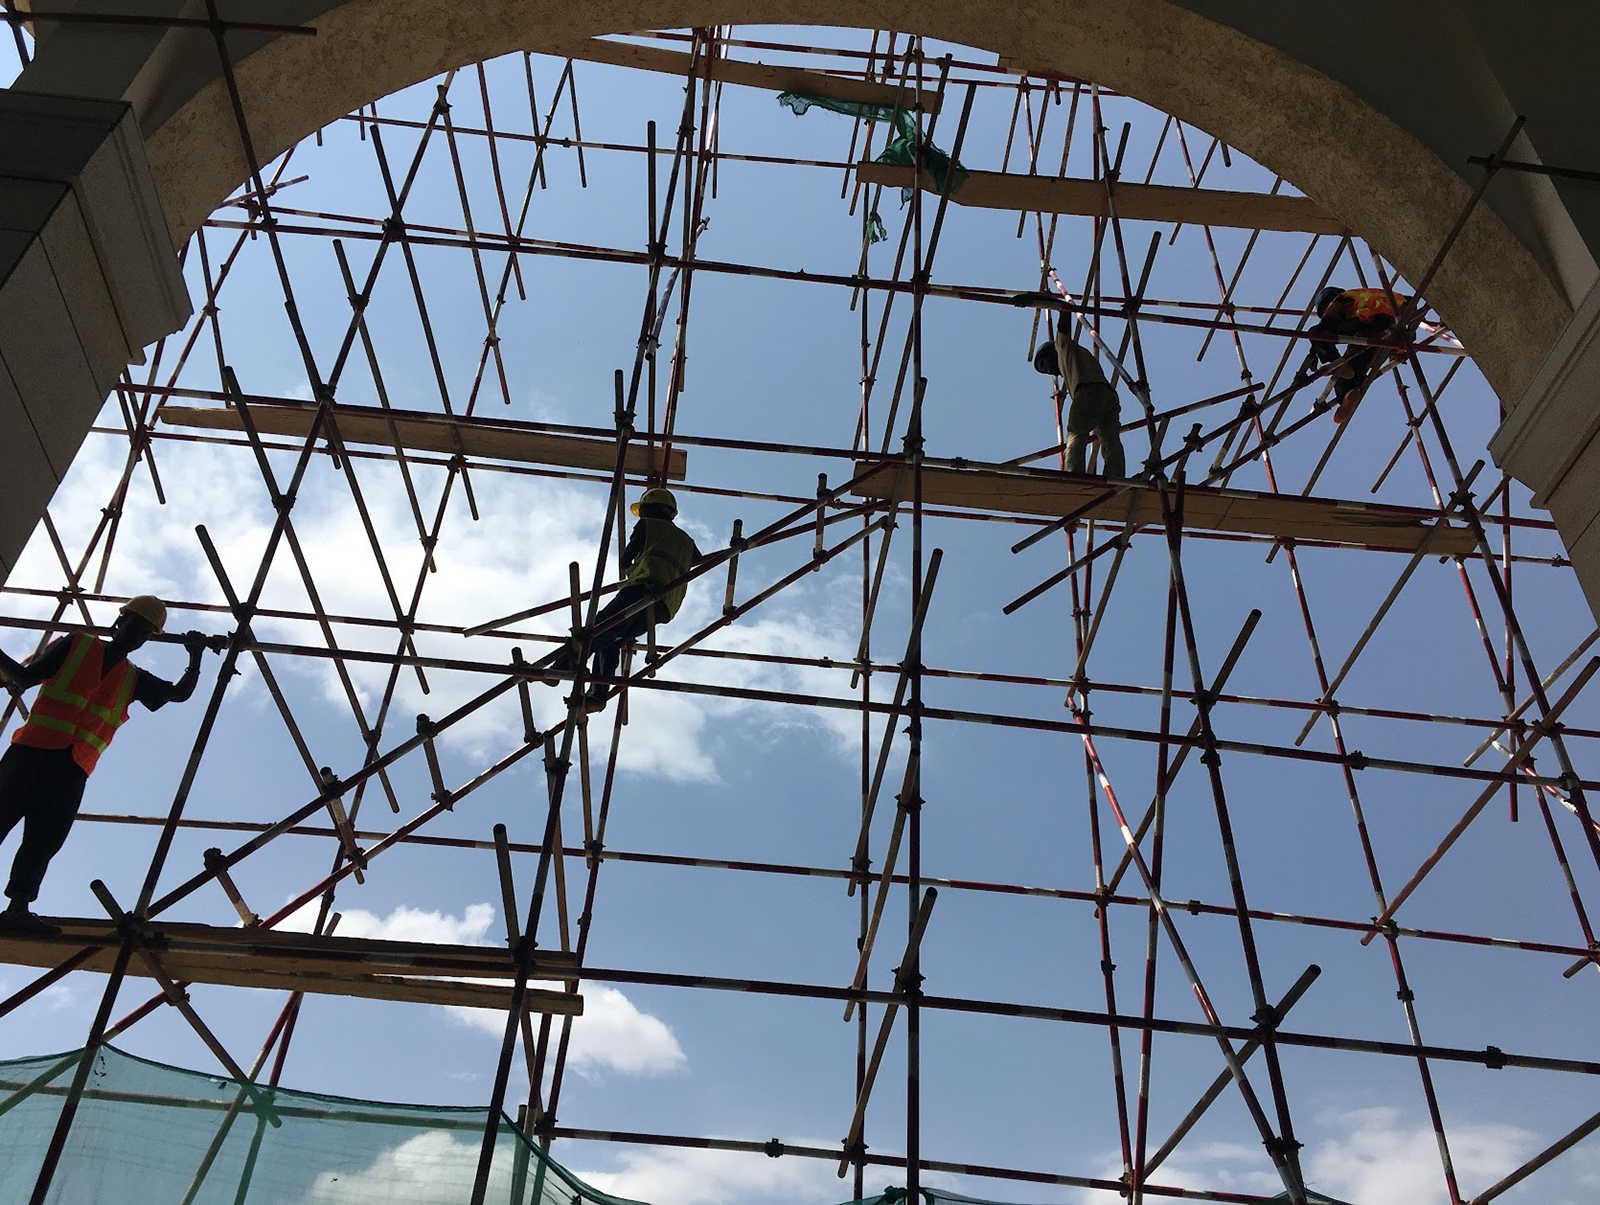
{"left": 1, "top": 10, "right": 1598, "bottom": 1205}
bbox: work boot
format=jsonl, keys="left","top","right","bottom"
{"left": 0, "top": 904, "right": 61, "bottom": 935}
{"left": 1334, "top": 387, "right": 1366, "bottom": 425}
{"left": 582, "top": 686, "right": 609, "bottom": 715}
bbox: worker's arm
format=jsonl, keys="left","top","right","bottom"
{"left": 0, "top": 636, "right": 72, "bottom": 691}
{"left": 1305, "top": 320, "right": 1342, "bottom": 364}
{"left": 619, "top": 522, "right": 646, "bottom": 575}
{"left": 1008, "top": 290, "right": 1072, "bottom": 312}
{"left": 133, "top": 633, "right": 209, "bottom": 711}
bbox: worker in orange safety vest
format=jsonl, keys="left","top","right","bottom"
{"left": 1303, "top": 285, "right": 1412, "bottom": 423}
{"left": 0, "top": 595, "right": 216, "bottom": 933}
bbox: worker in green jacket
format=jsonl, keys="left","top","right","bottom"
{"left": 554, "top": 488, "right": 701, "bottom": 713}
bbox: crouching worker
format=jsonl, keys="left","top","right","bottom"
{"left": 0, "top": 596, "right": 214, "bottom": 933}
{"left": 1304, "top": 285, "right": 1410, "bottom": 424}
{"left": 553, "top": 489, "right": 701, "bottom": 714}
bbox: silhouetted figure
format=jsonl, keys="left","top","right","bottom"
{"left": 0, "top": 596, "right": 214, "bottom": 933}
{"left": 551, "top": 490, "right": 701, "bottom": 713}
{"left": 1011, "top": 292, "right": 1128, "bottom": 478}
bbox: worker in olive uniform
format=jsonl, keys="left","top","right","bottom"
{"left": 1303, "top": 285, "right": 1410, "bottom": 424}
{"left": 1010, "top": 292, "right": 1127, "bottom": 478}
{"left": 553, "top": 489, "right": 701, "bottom": 713}
{"left": 0, "top": 596, "right": 214, "bottom": 933}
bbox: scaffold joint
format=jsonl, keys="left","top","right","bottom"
{"left": 763, "top": 1138, "right": 785, "bottom": 1159}
{"left": 841, "top": 1137, "right": 868, "bottom": 1166}
{"left": 1483, "top": 1045, "right": 1507, "bottom": 1070}
{"left": 1345, "top": 751, "right": 1369, "bottom": 771}
{"left": 1396, "top": 987, "right": 1414, "bottom": 1003}
{"left": 893, "top": 964, "right": 925, "bottom": 998}
{"left": 1263, "top": 1135, "right": 1304, "bottom": 1159}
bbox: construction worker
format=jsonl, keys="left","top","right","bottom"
{"left": 0, "top": 596, "right": 214, "bottom": 933}
{"left": 1303, "top": 284, "right": 1411, "bottom": 423}
{"left": 1010, "top": 292, "right": 1127, "bottom": 478}
{"left": 551, "top": 488, "right": 701, "bottom": 713}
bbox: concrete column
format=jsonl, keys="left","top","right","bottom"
{"left": 1490, "top": 276, "right": 1600, "bottom": 615}
{"left": 0, "top": 90, "right": 190, "bottom": 576}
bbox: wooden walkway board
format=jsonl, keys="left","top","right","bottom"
{"left": 0, "top": 921, "right": 583, "bottom": 1015}
{"left": 158, "top": 402, "right": 687, "bottom": 481}
{"left": 855, "top": 162, "right": 1346, "bottom": 235}
{"left": 851, "top": 461, "right": 1478, "bottom": 555}
{"left": 549, "top": 37, "right": 941, "bottom": 115}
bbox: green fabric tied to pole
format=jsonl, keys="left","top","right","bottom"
{"left": 776, "top": 92, "right": 968, "bottom": 245}
{"left": 873, "top": 109, "right": 969, "bottom": 203}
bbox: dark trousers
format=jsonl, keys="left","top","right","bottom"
{"left": 0, "top": 744, "right": 88, "bottom": 905}
{"left": 1310, "top": 316, "right": 1392, "bottom": 404}
{"left": 1064, "top": 381, "right": 1126, "bottom": 478}
{"left": 555, "top": 583, "right": 671, "bottom": 688}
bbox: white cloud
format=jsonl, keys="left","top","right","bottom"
{"left": 1308, "top": 1107, "right": 1530, "bottom": 1205}
{"left": 569, "top": 1143, "right": 846, "bottom": 1205}
{"left": 447, "top": 984, "right": 686, "bottom": 1079}
{"left": 301, "top": 1130, "right": 519, "bottom": 1205}
{"left": 1076, "top": 1108, "right": 1550, "bottom": 1205}
{"left": 277, "top": 902, "right": 685, "bottom": 1078}
{"left": 1076, "top": 1139, "right": 1282, "bottom": 1203}
{"left": 8, "top": 421, "right": 873, "bottom": 788}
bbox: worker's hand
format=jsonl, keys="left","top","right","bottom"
{"left": 182, "top": 630, "right": 213, "bottom": 655}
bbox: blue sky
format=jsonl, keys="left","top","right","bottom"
{"left": 3, "top": 24, "right": 1599, "bottom": 1205}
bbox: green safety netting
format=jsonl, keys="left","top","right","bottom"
{"left": 0, "top": 1045, "right": 1350, "bottom": 1204}
{"left": 777, "top": 92, "right": 969, "bottom": 244}
{"left": 0, "top": 1044, "right": 646, "bottom": 1204}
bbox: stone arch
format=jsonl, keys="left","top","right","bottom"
{"left": 123, "top": 0, "right": 1567, "bottom": 402}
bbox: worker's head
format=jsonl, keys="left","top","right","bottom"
{"left": 112, "top": 594, "right": 166, "bottom": 649}
{"left": 631, "top": 487, "right": 678, "bottom": 521}
{"left": 1032, "top": 341, "right": 1060, "bottom": 376}
{"left": 1312, "top": 286, "right": 1344, "bottom": 317}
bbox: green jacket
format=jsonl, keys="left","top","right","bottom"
{"left": 622, "top": 517, "right": 700, "bottom": 620}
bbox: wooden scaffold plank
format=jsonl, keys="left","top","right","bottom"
{"left": 0, "top": 921, "right": 584, "bottom": 1016}
{"left": 855, "top": 162, "right": 1346, "bottom": 235}
{"left": 850, "top": 460, "right": 1478, "bottom": 555}
{"left": 157, "top": 401, "right": 686, "bottom": 480}
{"left": 547, "top": 36, "right": 941, "bottom": 114}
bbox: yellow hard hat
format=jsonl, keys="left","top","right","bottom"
{"left": 119, "top": 594, "right": 167, "bottom": 632}
{"left": 631, "top": 487, "right": 678, "bottom": 518}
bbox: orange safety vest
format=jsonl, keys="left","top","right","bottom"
{"left": 12, "top": 633, "right": 140, "bottom": 775}
{"left": 1340, "top": 288, "right": 1409, "bottom": 324}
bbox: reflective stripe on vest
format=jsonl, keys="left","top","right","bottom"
{"left": 1344, "top": 288, "right": 1409, "bottom": 324}
{"left": 624, "top": 518, "right": 700, "bottom": 620}
{"left": 13, "top": 633, "right": 139, "bottom": 774}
